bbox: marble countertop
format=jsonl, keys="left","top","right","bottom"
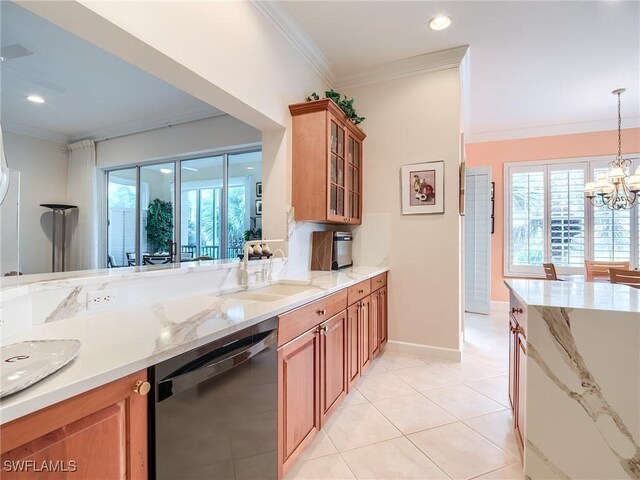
{"left": 0, "top": 266, "right": 388, "bottom": 425}
{"left": 505, "top": 278, "right": 640, "bottom": 313}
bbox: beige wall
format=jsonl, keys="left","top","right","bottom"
{"left": 96, "top": 115, "right": 261, "bottom": 168}
{"left": 345, "top": 67, "right": 463, "bottom": 355}
{"left": 3, "top": 132, "right": 68, "bottom": 274}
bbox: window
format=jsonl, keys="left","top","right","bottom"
{"left": 505, "top": 156, "right": 639, "bottom": 276}
{"left": 105, "top": 149, "right": 261, "bottom": 267}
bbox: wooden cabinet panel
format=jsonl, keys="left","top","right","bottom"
{"left": 278, "top": 329, "right": 320, "bottom": 473}
{"left": 508, "top": 292, "right": 527, "bottom": 460}
{"left": 370, "top": 291, "right": 380, "bottom": 359}
{"left": 290, "top": 99, "right": 366, "bottom": 225}
{"left": 508, "top": 316, "right": 517, "bottom": 413}
{"left": 320, "top": 312, "right": 347, "bottom": 424}
{"left": 359, "top": 295, "right": 372, "bottom": 373}
{"left": 278, "top": 290, "right": 347, "bottom": 347}
{"left": 0, "top": 371, "right": 148, "bottom": 480}
{"left": 516, "top": 332, "right": 526, "bottom": 451}
{"left": 379, "top": 286, "right": 388, "bottom": 346}
{"left": 347, "top": 280, "right": 370, "bottom": 305}
{"left": 346, "top": 303, "right": 361, "bottom": 390}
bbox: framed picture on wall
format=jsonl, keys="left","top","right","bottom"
{"left": 400, "top": 160, "right": 445, "bottom": 215}
{"left": 255, "top": 199, "right": 262, "bottom": 216}
{"left": 256, "top": 182, "right": 262, "bottom": 197}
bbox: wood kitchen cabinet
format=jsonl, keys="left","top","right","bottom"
{"left": 319, "top": 312, "right": 348, "bottom": 424}
{"left": 370, "top": 292, "right": 380, "bottom": 359}
{"left": 346, "top": 302, "right": 361, "bottom": 389}
{"left": 508, "top": 292, "right": 527, "bottom": 457}
{"left": 289, "top": 99, "right": 366, "bottom": 225}
{"left": 359, "top": 295, "right": 372, "bottom": 373}
{"left": 278, "top": 327, "right": 321, "bottom": 475}
{"left": 0, "top": 371, "right": 148, "bottom": 480}
{"left": 378, "top": 286, "right": 388, "bottom": 347}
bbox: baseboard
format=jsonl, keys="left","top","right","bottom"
{"left": 386, "top": 340, "right": 462, "bottom": 361}
{"left": 490, "top": 301, "right": 509, "bottom": 310}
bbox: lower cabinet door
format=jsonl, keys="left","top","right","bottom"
{"left": 370, "top": 291, "right": 380, "bottom": 358}
{"left": 380, "top": 286, "right": 388, "bottom": 346}
{"left": 515, "top": 332, "right": 527, "bottom": 451}
{"left": 0, "top": 371, "right": 148, "bottom": 480}
{"left": 278, "top": 328, "right": 320, "bottom": 475}
{"left": 508, "top": 316, "right": 518, "bottom": 413}
{"left": 359, "top": 296, "right": 372, "bottom": 373}
{"left": 320, "top": 312, "right": 348, "bottom": 425}
{"left": 347, "top": 302, "right": 361, "bottom": 390}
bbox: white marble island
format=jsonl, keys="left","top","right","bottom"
{"left": 505, "top": 279, "right": 640, "bottom": 480}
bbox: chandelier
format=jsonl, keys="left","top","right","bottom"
{"left": 584, "top": 88, "right": 640, "bottom": 210}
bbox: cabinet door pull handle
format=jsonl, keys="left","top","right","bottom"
{"left": 318, "top": 325, "right": 327, "bottom": 333}
{"left": 358, "top": 289, "right": 364, "bottom": 294}
{"left": 511, "top": 307, "right": 523, "bottom": 314}
{"left": 133, "top": 380, "right": 151, "bottom": 396}
{"left": 316, "top": 309, "right": 327, "bottom": 315}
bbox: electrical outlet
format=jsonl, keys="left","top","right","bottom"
{"left": 86, "top": 290, "right": 118, "bottom": 310}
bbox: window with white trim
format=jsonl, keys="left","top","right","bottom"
{"left": 505, "top": 156, "right": 639, "bottom": 276}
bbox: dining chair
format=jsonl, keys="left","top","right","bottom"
{"left": 542, "top": 263, "right": 559, "bottom": 280}
{"left": 585, "top": 260, "right": 630, "bottom": 281}
{"left": 609, "top": 268, "right": 640, "bottom": 289}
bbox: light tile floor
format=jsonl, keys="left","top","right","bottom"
{"left": 285, "top": 307, "right": 525, "bottom": 480}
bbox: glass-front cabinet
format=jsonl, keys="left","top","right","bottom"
{"left": 290, "top": 99, "right": 366, "bottom": 224}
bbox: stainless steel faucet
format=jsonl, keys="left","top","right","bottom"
{"left": 239, "top": 239, "right": 284, "bottom": 289}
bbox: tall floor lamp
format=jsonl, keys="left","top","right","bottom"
{"left": 40, "top": 204, "right": 77, "bottom": 272}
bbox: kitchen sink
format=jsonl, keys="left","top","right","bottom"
{"left": 226, "top": 292, "right": 285, "bottom": 302}
{"left": 226, "top": 283, "right": 318, "bottom": 302}
{"left": 252, "top": 284, "right": 316, "bottom": 296}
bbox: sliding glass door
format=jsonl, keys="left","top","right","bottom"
{"left": 105, "top": 149, "right": 261, "bottom": 267}
{"left": 181, "top": 156, "right": 224, "bottom": 260}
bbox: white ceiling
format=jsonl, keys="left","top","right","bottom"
{"left": 0, "top": 1, "right": 222, "bottom": 144}
{"left": 281, "top": 1, "right": 640, "bottom": 141}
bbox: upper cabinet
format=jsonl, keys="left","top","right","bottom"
{"left": 289, "top": 99, "right": 366, "bottom": 225}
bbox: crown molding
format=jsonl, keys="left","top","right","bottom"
{"left": 466, "top": 116, "right": 640, "bottom": 144}
{"left": 2, "top": 121, "right": 70, "bottom": 145}
{"left": 250, "top": 0, "right": 336, "bottom": 87}
{"left": 336, "top": 45, "right": 470, "bottom": 89}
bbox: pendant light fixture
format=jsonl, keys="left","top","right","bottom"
{"left": 584, "top": 88, "right": 640, "bottom": 210}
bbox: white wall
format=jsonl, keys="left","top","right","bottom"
{"left": 96, "top": 115, "right": 260, "bottom": 167}
{"left": 3, "top": 132, "right": 68, "bottom": 274}
{"left": 345, "top": 67, "right": 463, "bottom": 355}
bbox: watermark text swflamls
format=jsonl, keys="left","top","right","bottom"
{"left": 3, "top": 460, "right": 78, "bottom": 473}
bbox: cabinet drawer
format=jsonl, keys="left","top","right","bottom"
{"left": 278, "top": 290, "right": 347, "bottom": 347}
{"left": 370, "top": 272, "right": 387, "bottom": 291}
{"left": 347, "top": 280, "right": 371, "bottom": 305}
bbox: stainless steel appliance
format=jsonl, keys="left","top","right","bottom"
{"left": 332, "top": 231, "right": 353, "bottom": 270}
{"left": 149, "top": 318, "right": 278, "bottom": 479}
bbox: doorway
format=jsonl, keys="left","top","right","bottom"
{"left": 105, "top": 149, "right": 262, "bottom": 267}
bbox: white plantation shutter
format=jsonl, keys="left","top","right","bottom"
{"left": 464, "top": 168, "right": 491, "bottom": 314}
{"left": 549, "top": 164, "right": 586, "bottom": 267}
{"left": 508, "top": 166, "right": 545, "bottom": 273}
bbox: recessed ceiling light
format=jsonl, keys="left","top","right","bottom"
{"left": 160, "top": 168, "right": 172, "bottom": 174}
{"left": 246, "top": 166, "right": 254, "bottom": 170}
{"left": 27, "top": 94, "right": 45, "bottom": 104}
{"left": 429, "top": 15, "right": 451, "bottom": 31}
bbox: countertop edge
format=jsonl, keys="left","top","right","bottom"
{"left": 0, "top": 267, "right": 389, "bottom": 425}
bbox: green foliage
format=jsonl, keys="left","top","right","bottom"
{"left": 306, "top": 89, "right": 366, "bottom": 125}
{"left": 243, "top": 228, "right": 262, "bottom": 242}
{"left": 146, "top": 198, "right": 173, "bottom": 253}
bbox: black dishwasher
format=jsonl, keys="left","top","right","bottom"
{"left": 149, "top": 318, "right": 278, "bottom": 480}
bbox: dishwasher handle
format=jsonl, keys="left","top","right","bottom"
{"left": 156, "top": 329, "right": 277, "bottom": 402}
